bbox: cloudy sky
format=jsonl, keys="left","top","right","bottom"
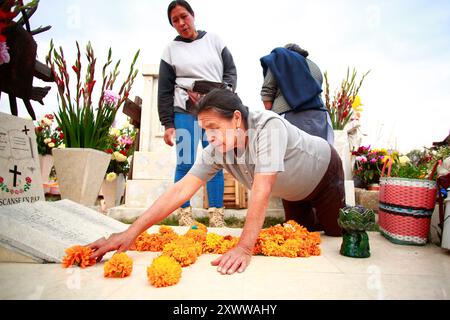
{"left": 1, "top": 0, "right": 449, "bottom": 152}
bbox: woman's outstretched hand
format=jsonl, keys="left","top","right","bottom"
{"left": 88, "top": 231, "right": 137, "bottom": 262}
{"left": 211, "top": 246, "right": 252, "bottom": 275}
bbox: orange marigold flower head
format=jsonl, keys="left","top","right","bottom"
{"left": 62, "top": 245, "right": 96, "bottom": 268}
{"left": 104, "top": 252, "right": 133, "bottom": 278}
{"left": 147, "top": 255, "right": 182, "bottom": 288}
{"left": 159, "top": 225, "right": 176, "bottom": 235}
{"left": 185, "top": 228, "right": 207, "bottom": 246}
{"left": 162, "top": 237, "right": 200, "bottom": 267}
{"left": 135, "top": 232, "right": 164, "bottom": 252}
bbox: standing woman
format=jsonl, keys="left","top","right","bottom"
{"left": 260, "top": 44, "right": 334, "bottom": 144}
{"left": 158, "top": 0, "right": 238, "bottom": 227}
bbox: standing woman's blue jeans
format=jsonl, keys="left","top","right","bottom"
{"left": 174, "top": 112, "right": 224, "bottom": 209}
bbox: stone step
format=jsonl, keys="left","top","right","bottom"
{"left": 107, "top": 205, "right": 285, "bottom": 224}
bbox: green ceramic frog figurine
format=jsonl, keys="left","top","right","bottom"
{"left": 338, "top": 206, "right": 376, "bottom": 258}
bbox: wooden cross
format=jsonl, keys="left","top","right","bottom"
{"left": 9, "top": 165, "right": 22, "bottom": 188}
{"left": 22, "top": 125, "right": 30, "bottom": 135}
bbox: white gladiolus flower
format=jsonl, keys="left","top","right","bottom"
{"left": 48, "top": 142, "right": 55, "bottom": 148}
{"left": 44, "top": 138, "right": 52, "bottom": 144}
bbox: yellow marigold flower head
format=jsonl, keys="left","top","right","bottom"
{"left": 104, "top": 252, "right": 133, "bottom": 278}
{"left": 147, "top": 255, "right": 182, "bottom": 288}
{"left": 204, "top": 233, "right": 225, "bottom": 254}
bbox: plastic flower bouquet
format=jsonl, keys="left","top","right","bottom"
{"left": 104, "top": 120, "right": 138, "bottom": 181}
{"left": 46, "top": 40, "right": 139, "bottom": 151}
{"left": 34, "top": 113, "right": 64, "bottom": 155}
{"left": 324, "top": 67, "right": 370, "bottom": 130}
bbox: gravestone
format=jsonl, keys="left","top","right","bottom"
{"left": 0, "top": 112, "right": 45, "bottom": 206}
{"left": 0, "top": 200, "right": 128, "bottom": 263}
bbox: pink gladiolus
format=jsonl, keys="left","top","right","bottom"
{"left": 370, "top": 158, "right": 377, "bottom": 164}
{"left": 103, "top": 90, "right": 120, "bottom": 106}
{"left": 0, "top": 42, "right": 10, "bottom": 65}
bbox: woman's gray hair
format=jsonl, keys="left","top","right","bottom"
{"left": 284, "top": 43, "right": 309, "bottom": 58}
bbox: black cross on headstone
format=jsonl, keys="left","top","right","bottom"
{"left": 9, "top": 165, "right": 22, "bottom": 188}
{"left": 22, "top": 125, "right": 30, "bottom": 135}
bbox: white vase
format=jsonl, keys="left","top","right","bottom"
{"left": 52, "top": 148, "right": 111, "bottom": 206}
{"left": 39, "top": 154, "right": 54, "bottom": 184}
{"left": 101, "top": 173, "right": 126, "bottom": 211}
{"left": 333, "top": 130, "right": 353, "bottom": 180}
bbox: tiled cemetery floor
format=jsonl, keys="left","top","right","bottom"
{"left": 0, "top": 226, "right": 449, "bottom": 300}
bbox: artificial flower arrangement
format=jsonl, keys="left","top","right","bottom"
{"left": 34, "top": 114, "right": 65, "bottom": 155}
{"left": 46, "top": 40, "right": 140, "bottom": 151}
{"left": 62, "top": 221, "right": 321, "bottom": 288}
{"left": 104, "top": 120, "right": 138, "bottom": 182}
{"left": 324, "top": 67, "right": 370, "bottom": 130}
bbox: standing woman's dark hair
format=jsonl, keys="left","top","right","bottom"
{"left": 167, "top": 0, "right": 195, "bottom": 25}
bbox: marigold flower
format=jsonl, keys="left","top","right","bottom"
{"left": 62, "top": 245, "right": 96, "bottom": 268}
{"left": 147, "top": 255, "right": 182, "bottom": 288}
{"left": 255, "top": 221, "right": 321, "bottom": 258}
{"left": 162, "top": 237, "right": 201, "bottom": 267}
{"left": 104, "top": 252, "right": 133, "bottom": 278}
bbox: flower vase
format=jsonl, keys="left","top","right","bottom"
{"left": 39, "top": 154, "right": 53, "bottom": 184}
{"left": 101, "top": 174, "right": 126, "bottom": 211}
{"left": 333, "top": 130, "right": 353, "bottom": 180}
{"left": 338, "top": 206, "right": 375, "bottom": 258}
{"left": 52, "top": 148, "right": 111, "bottom": 206}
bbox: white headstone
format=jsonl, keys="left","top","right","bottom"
{"left": 0, "top": 200, "right": 128, "bottom": 263}
{"left": 0, "top": 112, "right": 45, "bottom": 206}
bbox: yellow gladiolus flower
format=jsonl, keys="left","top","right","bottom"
{"left": 352, "top": 96, "right": 364, "bottom": 112}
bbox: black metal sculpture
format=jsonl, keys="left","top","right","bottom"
{"left": 0, "top": 0, "right": 53, "bottom": 120}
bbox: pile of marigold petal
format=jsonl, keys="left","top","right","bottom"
{"left": 253, "top": 220, "right": 321, "bottom": 258}
{"left": 62, "top": 220, "right": 321, "bottom": 288}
